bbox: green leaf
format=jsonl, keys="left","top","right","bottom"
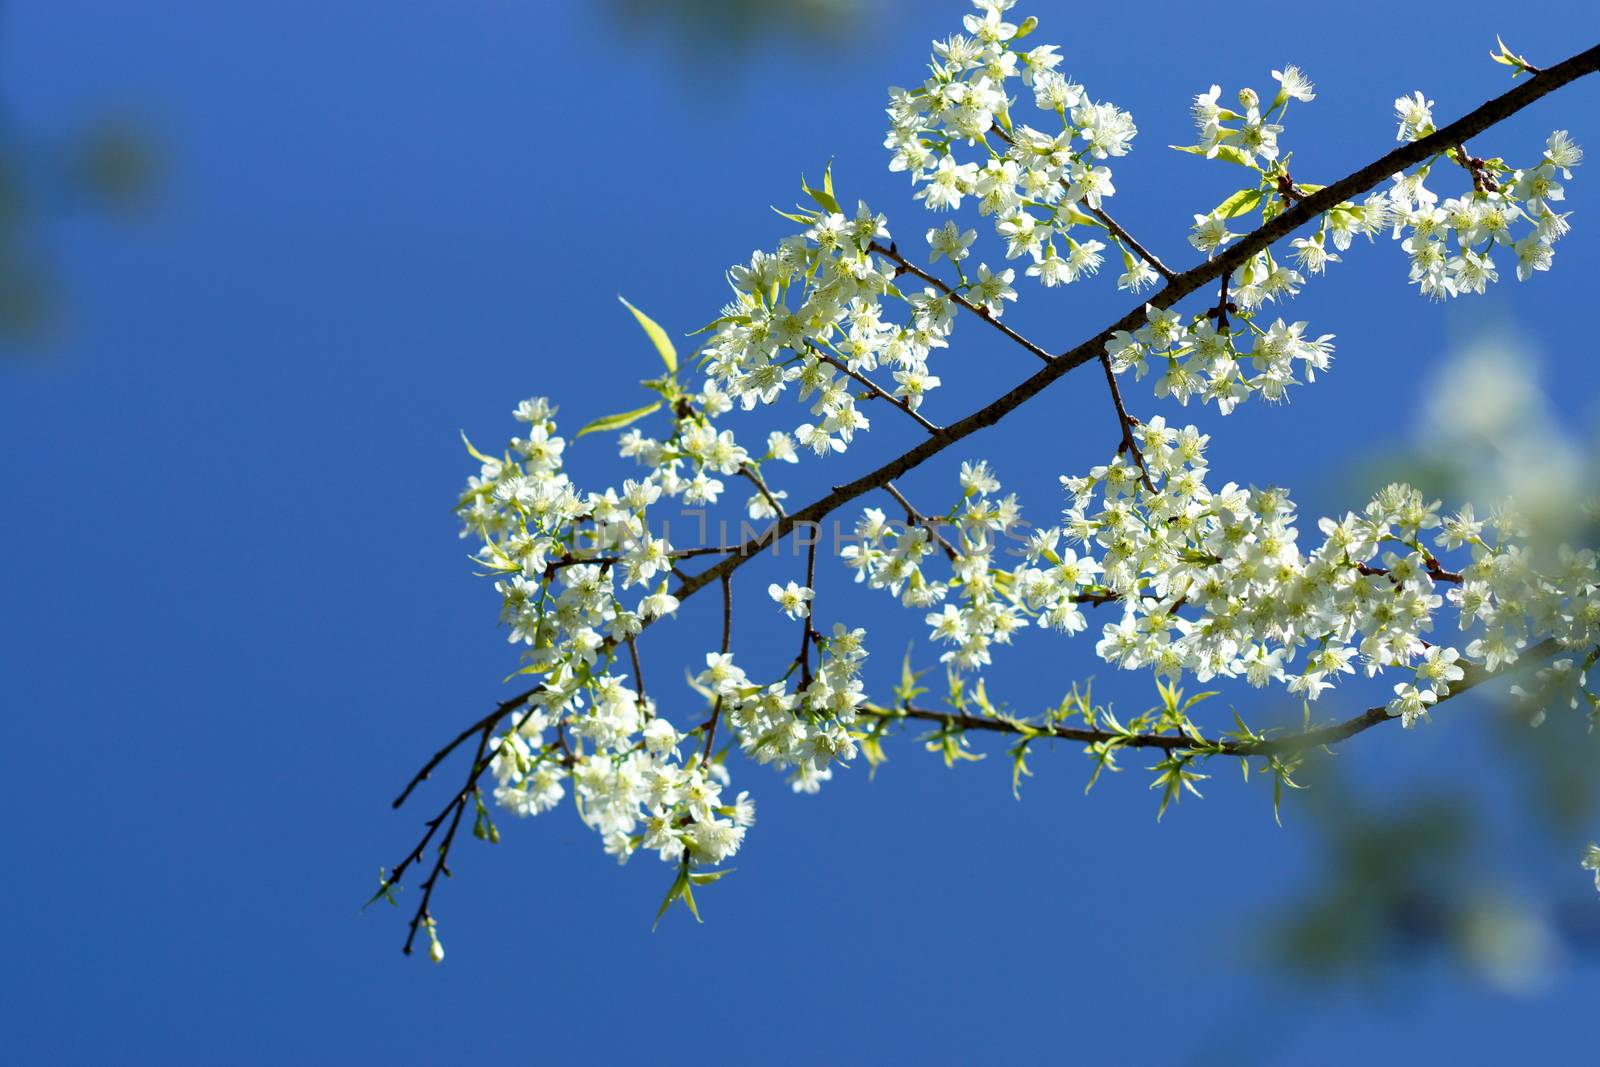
{"left": 652, "top": 871, "right": 686, "bottom": 931}
{"left": 1171, "top": 143, "right": 1254, "bottom": 168}
{"left": 802, "top": 162, "right": 841, "bottom": 215}
{"left": 680, "top": 879, "right": 702, "bottom": 923}
{"left": 688, "top": 868, "right": 733, "bottom": 885}
{"left": 362, "top": 868, "right": 400, "bottom": 910}
{"left": 459, "top": 430, "right": 498, "bottom": 465}
{"left": 1212, "top": 188, "right": 1265, "bottom": 220}
{"left": 1490, "top": 35, "right": 1536, "bottom": 77}
{"left": 771, "top": 206, "right": 817, "bottom": 225}
{"left": 895, "top": 644, "right": 930, "bottom": 705}
{"left": 575, "top": 401, "right": 662, "bottom": 438}
{"left": 1149, "top": 754, "right": 1210, "bottom": 821}
{"left": 1009, "top": 738, "right": 1033, "bottom": 800}
{"left": 618, "top": 295, "right": 678, "bottom": 374}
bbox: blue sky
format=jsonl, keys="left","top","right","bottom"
{"left": 4, "top": 0, "right": 1600, "bottom": 1062}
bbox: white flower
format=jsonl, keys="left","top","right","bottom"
{"left": 1272, "top": 65, "right": 1316, "bottom": 103}
{"left": 1188, "top": 213, "right": 1237, "bottom": 256}
{"left": 1388, "top": 683, "right": 1438, "bottom": 728}
{"left": 1394, "top": 91, "right": 1434, "bottom": 141}
{"left": 927, "top": 220, "right": 977, "bottom": 263}
{"left": 768, "top": 580, "right": 815, "bottom": 620}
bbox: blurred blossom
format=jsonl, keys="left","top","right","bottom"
{"left": 1458, "top": 891, "right": 1559, "bottom": 995}
{"left": 1416, "top": 331, "right": 1590, "bottom": 540}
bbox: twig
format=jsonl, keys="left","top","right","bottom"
{"left": 796, "top": 536, "right": 820, "bottom": 687}
{"left": 699, "top": 572, "right": 734, "bottom": 763}
{"left": 1087, "top": 205, "right": 1176, "bottom": 280}
{"left": 810, "top": 346, "right": 941, "bottom": 434}
{"left": 392, "top": 688, "right": 536, "bottom": 809}
{"left": 1098, "top": 352, "right": 1157, "bottom": 494}
{"left": 400, "top": 724, "right": 492, "bottom": 955}
{"left": 883, "top": 480, "right": 959, "bottom": 562}
{"left": 737, "top": 464, "right": 787, "bottom": 519}
{"left": 869, "top": 240, "right": 1055, "bottom": 363}
{"left": 986, "top": 121, "right": 1175, "bottom": 279}
{"left": 863, "top": 637, "right": 1566, "bottom": 758}
{"left": 628, "top": 637, "right": 647, "bottom": 702}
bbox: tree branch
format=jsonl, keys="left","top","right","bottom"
{"left": 672, "top": 45, "right": 1600, "bottom": 601}
{"left": 862, "top": 638, "right": 1566, "bottom": 758}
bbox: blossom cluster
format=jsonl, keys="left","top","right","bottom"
{"left": 698, "top": 194, "right": 959, "bottom": 458}
{"left": 1181, "top": 70, "right": 1582, "bottom": 303}
{"left": 884, "top": 0, "right": 1153, "bottom": 293}
{"left": 1106, "top": 304, "right": 1336, "bottom": 414}
{"left": 1386, "top": 126, "right": 1581, "bottom": 298}
{"left": 455, "top": 396, "right": 768, "bottom": 870}
{"left": 452, "top": 374, "right": 881, "bottom": 881}
{"left": 722, "top": 622, "right": 870, "bottom": 794}
{"left": 848, "top": 422, "right": 1600, "bottom": 730}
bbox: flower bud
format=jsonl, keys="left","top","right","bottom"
{"left": 1238, "top": 88, "right": 1259, "bottom": 110}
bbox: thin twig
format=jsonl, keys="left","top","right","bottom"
{"left": 737, "top": 464, "right": 787, "bottom": 519}
{"left": 1087, "top": 205, "right": 1176, "bottom": 280}
{"left": 392, "top": 688, "right": 536, "bottom": 809}
{"left": 796, "top": 535, "right": 820, "bottom": 687}
{"left": 883, "top": 480, "right": 959, "bottom": 562}
{"left": 1098, "top": 352, "right": 1157, "bottom": 494}
{"left": 987, "top": 121, "right": 1175, "bottom": 279}
{"left": 869, "top": 240, "right": 1055, "bottom": 363}
{"left": 700, "top": 572, "right": 734, "bottom": 763}
{"left": 628, "top": 637, "right": 646, "bottom": 702}
{"left": 863, "top": 637, "right": 1566, "bottom": 758}
{"left": 810, "top": 346, "right": 941, "bottom": 433}
{"left": 401, "top": 723, "right": 493, "bottom": 955}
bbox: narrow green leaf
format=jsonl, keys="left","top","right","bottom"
{"left": 1172, "top": 143, "right": 1253, "bottom": 168}
{"left": 802, "top": 165, "right": 841, "bottom": 214}
{"left": 681, "top": 879, "right": 702, "bottom": 923}
{"left": 618, "top": 295, "right": 678, "bottom": 374}
{"left": 575, "top": 401, "right": 662, "bottom": 438}
{"left": 652, "top": 871, "right": 686, "bottom": 931}
{"left": 459, "top": 430, "right": 497, "bottom": 465}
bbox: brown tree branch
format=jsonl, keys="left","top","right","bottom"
{"left": 671, "top": 45, "right": 1600, "bottom": 602}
